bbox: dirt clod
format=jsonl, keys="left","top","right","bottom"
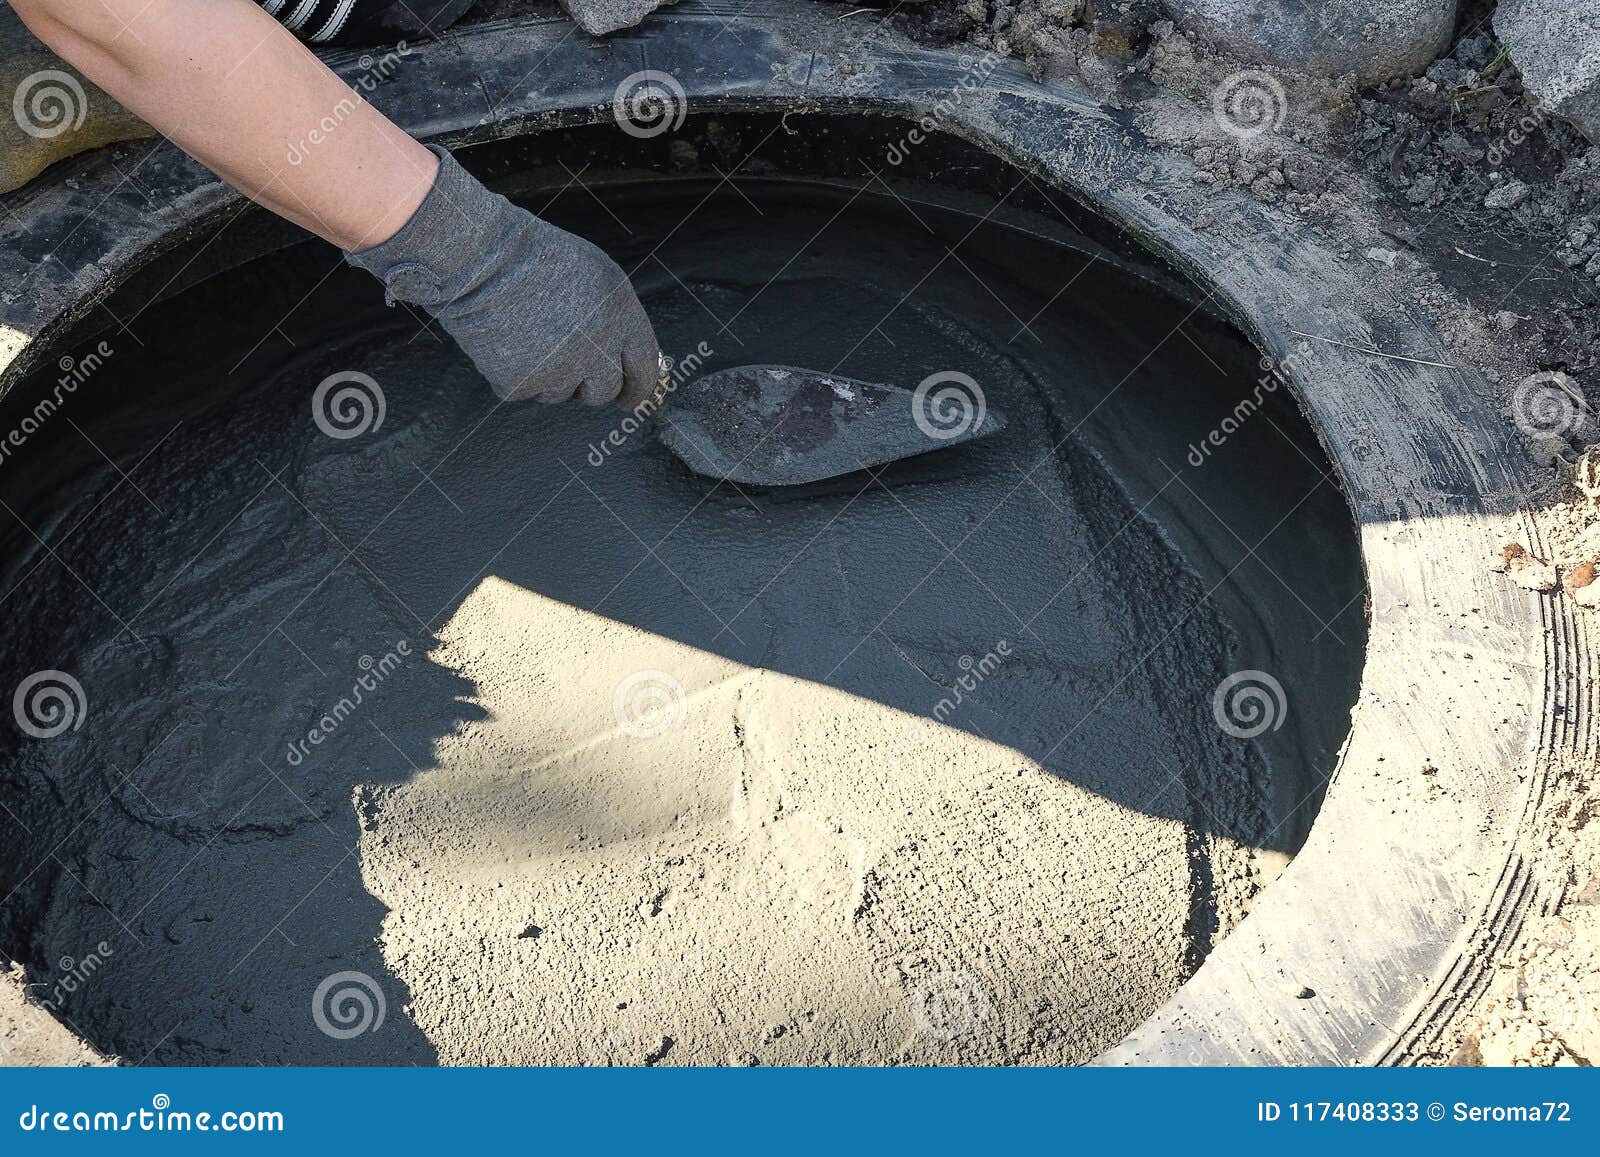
{"left": 1494, "top": 543, "right": 1559, "bottom": 592}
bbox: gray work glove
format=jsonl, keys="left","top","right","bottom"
{"left": 345, "top": 145, "right": 660, "bottom": 407}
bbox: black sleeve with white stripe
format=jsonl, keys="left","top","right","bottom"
{"left": 255, "top": 0, "right": 476, "bottom": 46}
{"left": 257, "top": 0, "right": 360, "bottom": 44}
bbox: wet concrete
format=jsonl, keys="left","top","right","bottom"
{"left": 0, "top": 150, "right": 1366, "bottom": 1064}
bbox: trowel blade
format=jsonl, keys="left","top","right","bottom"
{"left": 657, "top": 364, "right": 1005, "bottom": 487}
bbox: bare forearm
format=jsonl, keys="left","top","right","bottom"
{"left": 11, "top": 0, "right": 435, "bottom": 250}
{"left": 9, "top": 0, "right": 662, "bottom": 408}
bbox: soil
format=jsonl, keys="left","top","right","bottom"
{"left": 891, "top": 2, "right": 1600, "bottom": 443}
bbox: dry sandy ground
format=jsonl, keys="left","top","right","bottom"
{"left": 1456, "top": 498, "right": 1600, "bottom": 1067}
{"left": 363, "top": 577, "right": 1203, "bottom": 1065}
{"left": 1456, "top": 895, "right": 1600, "bottom": 1066}
{"left": 1449, "top": 784, "right": 1600, "bottom": 1067}
{"left": 0, "top": 968, "right": 103, "bottom": 1066}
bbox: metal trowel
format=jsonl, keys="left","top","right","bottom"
{"left": 657, "top": 364, "right": 1006, "bottom": 487}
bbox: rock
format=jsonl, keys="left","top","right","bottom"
{"left": 1456, "top": 32, "right": 1493, "bottom": 70}
{"left": 1531, "top": 433, "right": 1577, "bottom": 467}
{"left": 1495, "top": 0, "right": 1600, "bottom": 140}
{"left": 1406, "top": 175, "right": 1440, "bottom": 204}
{"left": 1541, "top": 915, "right": 1576, "bottom": 948}
{"left": 1440, "top": 133, "right": 1485, "bottom": 163}
{"left": 1484, "top": 179, "right": 1532, "bottom": 209}
{"left": 0, "top": 8, "right": 154, "bottom": 195}
{"left": 1493, "top": 542, "right": 1559, "bottom": 592}
{"left": 1564, "top": 559, "right": 1600, "bottom": 606}
{"left": 1448, "top": 1034, "right": 1484, "bottom": 1066}
{"left": 1283, "top": 157, "right": 1327, "bottom": 192}
{"left": 1157, "top": 1, "right": 1459, "bottom": 82}
{"left": 557, "top": 0, "right": 681, "bottom": 35}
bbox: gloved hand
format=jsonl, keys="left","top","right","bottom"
{"left": 345, "top": 145, "right": 660, "bottom": 408}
